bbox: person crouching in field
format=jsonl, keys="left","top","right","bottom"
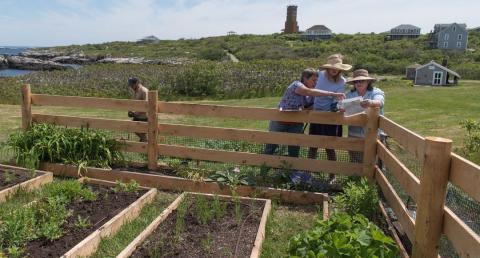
{"left": 308, "top": 54, "right": 352, "bottom": 183}
{"left": 127, "top": 77, "right": 149, "bottom": 142}
{"left": 263, "top": 68, "right": 346, "bottom": 158}
{"left": 344, "top": 69, "right": 385, "bottom": 162}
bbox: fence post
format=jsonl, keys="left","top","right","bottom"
{"left": 147, "top": 90, "right": 158, "bottom": 170}
{"left": 362, "top": 107, "right": 380, "bottom": 179}
{"left": 412, "top": 137, "right": 452, "bottom": 258}
{"left": 21, "top": 84, "right": 32, "bottom": 131}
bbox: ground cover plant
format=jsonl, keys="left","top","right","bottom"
{"left": 288, "top": 212, "right": 400, "bottom": 258}
{"left": 129, "top": 194, "right": 265, "bottom": 257}
{"left": 0, "top": 179, "right": 147, "bottom": 257}
{"left": 7, "top": 123, "right": 123, "bottom": 172}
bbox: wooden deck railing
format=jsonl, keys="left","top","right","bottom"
{"left": 21, "top": 85, "right": 480, "bottom": 257}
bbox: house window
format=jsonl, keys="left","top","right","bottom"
{"left": 457, "top": 41, "right": 462, "bottom": 48}
{"left": 444, "top": 42, "right": 449, "bottom": 48}
{"left": 453, "top": 26, "right": 456, "bottom": 32}
{"left": 444, "top": 33, "right": 449, "bottom": 40}
{"left": 458, "top": 34, "right": 462, "bottom": 40}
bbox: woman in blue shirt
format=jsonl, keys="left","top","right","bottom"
{"left": 308, "top": 54, "right": 352, "bottom": 183}
{"left": 264, "top": 68, "right": 346, "bottom": 157}
{"left": 344, "top": 69, "right": 385, "bottom": 162}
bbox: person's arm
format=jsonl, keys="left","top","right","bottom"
{"left": 360, "top": 91, "right": 384, "bottom": 108}
{"left": 294, "top": 84, "right": 345, "bottom": 100}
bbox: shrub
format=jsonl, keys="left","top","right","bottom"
{"left": 334, "top": 178, "right": 379, "bottom": 220}
{"left": 7, "top": 123, "right": 123, "bottom": 170}
{"left": 288, "top": 213, "right": 399, "bottom": 258}
{"left": 460, "top": 119, "right": 480, "bottom": 163}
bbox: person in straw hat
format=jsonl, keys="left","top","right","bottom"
{"left": 344, "top": 69, "right": 385, "bottom": 162}
{"left": 308, "top": 54, "right": 351, "bottom": 183}
{"left": 263, "top": 68, "right": 346, "bottom": 158}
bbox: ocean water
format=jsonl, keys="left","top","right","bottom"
{"left": 0, "top": 46, "right": 29, "bottom": 56}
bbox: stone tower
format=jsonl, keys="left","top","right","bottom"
{"left": 284, "top": 5, "right": 299, "bottom": 34}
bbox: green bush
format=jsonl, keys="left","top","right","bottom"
{"left": 288, "top": 213, "right": 399, "bottom": 258}
{"left": 7, "top": 123, "right": 123, "bottom": 170}
{"left": 334, "top": 178, "right": 379, "bottom": 220}
{"left": 460, "top": 119, "right": 480, "bottom": 163}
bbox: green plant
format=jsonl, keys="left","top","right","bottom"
{"left": 175, "top": 198, "right": 188, "bottom": 238}
{"left": 232, "top": 192, "right": 242, "bottom": 224}
{"left": 74, "top": 215, "right": 91, "bottom": 229}
{"left": 212, "top": 195, "right": 227, "bottom": 220}
{"left": 205, "top": 168, "right": 255, "bottom": 187}
{"left": 288, "top": 213, "right": 399, "bottom": 258}
{"left": 195, "top": 196, "right": 213, "bottom": 224}
{"left": 201, "top": 233, "right": 214, "bottom": 253}
{"left": 7, "top": 124, "right": 124, "bottom": 172}
{"left": 3, "top": 170, "right": 15, "bottom": 183}
{"left": 334, "top": 178, "right": 379, "bottom": 220}
{"left": 460, "top": 119, "right": 480, "bottom": 163}
{"left": 112, "top": 180, "right": 140, "bottom": 193}
{"left": 6, "top": 246, "right": 24, "bottom": 258}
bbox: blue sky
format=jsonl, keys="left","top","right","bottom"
{"left": 0, "top": 0, "right": 478, "bottom": 46}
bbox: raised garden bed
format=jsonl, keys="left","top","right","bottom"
{"left": 117, "top": 192, "right": 271, "bottom": 258}
{"left": 0, "top": 164, "right": 53, "bottom": 203}
{"left": 0, "top": 177, "right": 157, "bottom": 257}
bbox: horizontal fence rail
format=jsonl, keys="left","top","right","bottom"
{"left": 158, "top": 101, "right": 367, "bottom": 126}
{"left": 443, "top": 207, "right": 480, "bottom": 258}
{"left": 449, "top": 153, "right": 480, "bottom": 202}
{"left": 379, "top": 116, "right": 425, "bottom": 162}
{"left": 158, "top": 123, "right": 365, "bottom": 151}
{"left": 157, "top": 144, "right": 365, "bottom": 176}
{"left": 31, "top": 94, "right": 148, "bottom": 112}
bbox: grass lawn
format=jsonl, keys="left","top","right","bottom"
{"left": 0, "top": 78, "right": 478, "bottom": 158}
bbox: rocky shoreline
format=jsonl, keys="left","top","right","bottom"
{"left": 0, "top": 49, "right": 187, "bottom": 71}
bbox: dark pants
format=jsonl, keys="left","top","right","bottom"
{"left": 133, "top": 116, "right": 148, "bottom": 142}
{"left": 264, "top": 121, "right": 304, "bottom": 157}
{"left": 308, "top": 123, "right": 342, "bottom": 160}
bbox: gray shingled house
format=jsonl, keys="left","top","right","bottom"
{"left": 429, "top": 23, "right": 468, "bottom": 51}
{"left": 301, "top": 25, "right": 332, "bottom": 40}
{"left": 405, "top": 63, "right": 421, "bottom": 80}
{"left": 389, "top": 24, "right": 421, "bottom": 40}
{"left": 414, "top": 61, "right": 460, "bottom": 86}
{"left": 137, "top": 35, "right": 160, "bottom": 43}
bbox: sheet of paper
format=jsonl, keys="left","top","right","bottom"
{"left": 340, "top": 96, "right": 364, "bottom": 116}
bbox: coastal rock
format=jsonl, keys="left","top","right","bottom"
{"left": 6, "top": 56, "right": 69, "bottom": 71}
{"left": 96, "top": 57, "right": 146, "bottom": 64}
{"left": 19, "top": 50, "right": 64, "bottom": 60}
{"left": 50, "top": 55, "right": 95, "bottom": 65}
{"left": 0, "top": 55, "right": 8, "bottom": 69}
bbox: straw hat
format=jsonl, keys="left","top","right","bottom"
{"left": 320, "top": 54, "right": 352, "bottom": 71}
{"left": 347, "top": 69, "right": 376, "bottom": 84}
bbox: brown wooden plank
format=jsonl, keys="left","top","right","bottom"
{"left": 362, "top": 107, "right": 380, "bottom": 179}
{"left": 443, "top": 207, "right": 480, "bottom": 258}
{"left": 147, "top": 91, "right": 158, "bottom": 170}
{"left": 32, "top": 114, "right": 148, "bottom": 133}
{"left": 62, "top": 186, "right": 157, "bottom": 258}
{"left": 412, "top": 137, "right": 452, "bottom": 258}
{"left": 251, "top": 199, "right": 271, "bottom": 258}
{"left": 449, "top": 153, "right": 480, "bottom": 202}
{"left": 158, "top": 123, "right": 365, "bottom": 151}
{"left": 116, "top": 193, "right": 186, "bottom": 258}
{"left": 22, "top": 84, "right": 32, "bottom": 131}
{"left": 377, "top": 140, "right": 420, "bottom": 201}
{"left": 157, "top": 144, "right": 364, "bottom": 176}
{"left": 0, "top": 169, "right": 53, "bottom": 203}
{"left": 379, "top": 201, "right": 410, "bottom": 258}
{"left": 375, "top": 167, "right": 415, "bottom": 241}
{"left": 120, "top": 140, "right": 148, "bottom": 154}
{"left": 39, "top": 162, "right": 328, "bottom": 205}
{"left": 323, "top": 199, "right": 329, "bottom": 220}
{"left": 379, "top": 116, "right": 425, "bottom": 162}
{"left": 31, "top": 94, "right": 148, "bottom": 112}
{"left": 157, "top": 101, "right": 367, "bottom": 126}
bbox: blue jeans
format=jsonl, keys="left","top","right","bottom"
{"left": 264, "top": 121, "right": 304, "bottom": 157}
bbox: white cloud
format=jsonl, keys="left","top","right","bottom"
{"left": 0, "top": 0, "right": 478, "bottom": 46}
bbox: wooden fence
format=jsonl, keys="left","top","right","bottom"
{"left": 20, "top": 85, "right": 480, "bottom": 257}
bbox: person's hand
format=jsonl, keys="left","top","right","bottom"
{"left": 338, "top": 108, "right": 345, "bottom": 112}
{"left": 333, "top": 93, "right": 346, "bottom": 100}
{"left": 360, "top": 99, "right": 371, "bottom": 108}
